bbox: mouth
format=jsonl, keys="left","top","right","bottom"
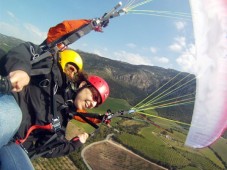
{"left": 85, "top": 100, "right": 90, "bottom": 109}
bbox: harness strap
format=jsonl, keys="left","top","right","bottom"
{"left": 72, "top": 112, "right": 100, "bottom": 129}
{"left": 30, "top": 68, "right": 51, "bottom": 76}
{"left": 29, "top": 133, "right": 59, "bottom": 160}
{"left": 30, "top": 22, "right": 94, "bottom": 67}
{"left": 59, "top": 23, "right": 94, "bottom": 48}
{"left": 50, "top": 52, "right": 61, "bottom": 132}
{"left": 30, "top": 132, "right": 80, "bottom": 160}
{"left": 30, "top": 50, "right": 52, "bottom": 65}
{"left": 15, "top": 124, "right": 53, "bottom": 144}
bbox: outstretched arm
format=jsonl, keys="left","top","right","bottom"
{"left": 41, "top": 133, "right": 88, "bottom": 158}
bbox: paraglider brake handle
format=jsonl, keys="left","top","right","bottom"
{"left": 91, "top": 1, "right": 126, "bottom": 29}
{"left": 102, "top": 109, "right": 136, "bottom": 121}
{"left": 0, "top": 75, "right": 12, "bottom": 94}
{"left": 101, "top": 2, "right": 123, "bottom": 21}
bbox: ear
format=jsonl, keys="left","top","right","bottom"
{"left": 66, "top": 64, "right": 78, "bottom": 78}
{"left": 78, "top": 81, "right": 87, "bottom": 88}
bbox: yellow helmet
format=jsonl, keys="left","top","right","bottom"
{"left": 59, "top": 50, "right": 83, "bottom": 72}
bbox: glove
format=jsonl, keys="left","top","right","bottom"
{"left": 102, "top": 109, "right": 113, "bottom": 126}
{"left": 0, "top": 75, "right": 12, "bottom": 93}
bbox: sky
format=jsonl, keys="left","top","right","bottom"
{"left": 0, "top": 0, "right": 195, "bottom": 73}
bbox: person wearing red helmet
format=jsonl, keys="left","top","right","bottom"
{"left": 74, "top": 75, "right": 110, "bottom": 110}
{"left": 0, "top": 42, "right": 110, "bottom": 169}
{"left": 0, "top": 72, "right": 110, "bottom": 169}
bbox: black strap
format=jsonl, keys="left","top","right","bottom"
{"left": 30, "top": 50, "right": 52, "bottom": 65}
{"left": 73, "top": 112, "right": 100, "bottom": 129}
{"left": 30, "top": 149, "right": 51, "bottom": 160}
{"left": 30, "top": 68, "right": 51, "bottom": 76}
{"left": 29, "top": 133, "right": 58, "bottom": 160}
{"left": 31, "top": 21, "right": 94, "bottom": 67}
{"left": 50, "top": 52, "right": 61, "bottom": 131}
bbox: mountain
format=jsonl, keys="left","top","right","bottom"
{"left": 0, "top": 33, "right": 24, "bottom": 52}
{"left": 0, "top": 33, "right": 196, "bottom": 123}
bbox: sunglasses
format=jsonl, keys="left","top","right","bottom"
{"left": 89, "top": 86, "right": 101, "bottom": 105}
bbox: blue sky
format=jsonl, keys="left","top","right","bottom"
{"left": 0, "top": 0, "right": 195, "bottom": 73}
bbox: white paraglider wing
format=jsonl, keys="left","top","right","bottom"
{"left": 185, "top": 0, "right": 227, "bottom": 148}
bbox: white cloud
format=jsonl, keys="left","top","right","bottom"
{"left": 1, "top": 11, "right": 46, "bottom": 44}
{"left": 175, "top": 21, "right": 186, "bottom": 31}
{"left": 169, "top": 36, "right": 186, "bottom": 52}
{"left": 93, "top": 49, "right": 103, "bottom": 56}
{"left": 176, "top": 36, "right": 186, "bottom": 47}
{"left": 169, "top": 43, "right": 182, "bottom": 52}
{"left": 176, "top": 44, "right": 196, "bottom": 73}
{"left": 113, "top": 50, "right": 153, "bottom": 66}
{"left": 7, "top": 11, "right": 16, "bottom": 20}
{"left": 126, "top": 43, "right": 136, "bottom": 48}
{"left": 0, "top": 22, "right": 21, "bottom": 36}
{"left": 155, "top": 56, "right": 169, "bottom": 64}
{"left": 92, "top": 47, "right": 108, "bottom": 56}
{"left": 24, "top": 23, "right": 46, "bottom": 41}
{"left": 150, "top": 47, "right": 157, "bottom": 54}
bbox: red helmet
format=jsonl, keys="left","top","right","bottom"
{"left": 88, "top": 75, "right": 110, "bottom": 105}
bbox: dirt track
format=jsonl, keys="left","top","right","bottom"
{"left": 81, "top": 134, "right": 168, "bottom": 170}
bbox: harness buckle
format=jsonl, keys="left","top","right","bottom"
{"left": 51, "top": 117, "right": 61, "bottom": 132}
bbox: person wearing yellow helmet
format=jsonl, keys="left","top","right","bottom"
{"left": 59, "top": 49, "right": 83, "bottom": 72}
{"left": 0, "top": 41, "right": 110, "bottom": 169}
{"left": 59, "top": 49, "right": 83, "bottom": 82}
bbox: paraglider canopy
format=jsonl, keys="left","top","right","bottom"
{"left": 185, "top": 0, "right": 227, "bottom": 148}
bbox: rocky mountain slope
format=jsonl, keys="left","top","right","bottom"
{"left": 0, "top": 33, "right": 196, "bottom": 123}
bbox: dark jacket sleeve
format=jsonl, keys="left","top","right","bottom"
{"left": 3, "top": 42, "right": 39, "bottom": 75}
{"left": 42, "top": 138, "right": 83, "bottom": 158}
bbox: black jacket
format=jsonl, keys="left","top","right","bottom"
{"left": 2, "top": 42, "right": 83, "bottom": 158}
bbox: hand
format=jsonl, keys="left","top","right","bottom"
{"left": 102, "top": 109, "right": 112, "bottom": 126}
{"left": 78, "top": 133, "right": 89, "bottom": 143}
{"left": 9, "top": 70, "right": 30, "bottom": 92}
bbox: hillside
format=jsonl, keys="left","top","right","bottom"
{"left": 1, "top": 34, "right": 227, "bottom": 170}
{"left": 0, "top": 33, "right": 195, "bottom": 123}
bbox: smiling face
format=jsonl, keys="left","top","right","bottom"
{"left": 73, "top": 84, "right": 101, "bottom": 110}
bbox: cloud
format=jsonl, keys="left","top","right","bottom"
{"left": 93, "top": 49, "right": 103, "bottom": 56}
{"left": 150, "top": 47, "right": 157, "bottom": 54}
{"left": 0, "top": 20, "right": 46, "bottom": 44}
{"left": 169, "top": 43, "right": 182, "bottom": 52}
{"left": 113, "top": 50, "right": 153, "bottom": 66}
{"left": 169, "top": 36, "right": 186, "bottom": 52}
{"left": 24, "top": 23, "right": 46, "bottom": 42}
{"left": 0, "top": 22, "right": 21, "bottom": 36}
{"left": 176, "top": 44, "right": 196, "bottom": 73}
{"left": 175, "top": 21, "right": 186, "bottom": 31}
{"left": 0, "top": 11, "right": 46, "bottom": 44}
{"left": 126, "top": 43, "right": 136, "bottom": 48}
{"left": 7, "top": 11, "right": 17, "bottom": 20}
{"left": 154, "top": 56, "right": 169, "bottom": 64}
{"left": 176, "top": 37, "right": 186, "bottom": 47}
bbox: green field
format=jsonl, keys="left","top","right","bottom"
{"left": 32, "top": 97, "right": 227, "bottom": 170}
{"left": 105, "top": 98, "right": 227, "bottom": 170}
